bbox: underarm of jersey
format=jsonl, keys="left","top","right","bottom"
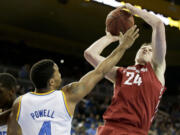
{"left": 62, "top": 92, "right": 72, "bottom": 118}
{"left": 16, "top": 96, "right": 23, "bottom": 121}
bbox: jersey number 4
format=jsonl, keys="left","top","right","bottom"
{"left": 39, "top": 121, "right": 51, "bottom": 135}
{"left": 124, "top": 72, "right": 142, "bottom": 86}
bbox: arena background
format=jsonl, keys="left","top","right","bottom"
{"left": 0, "top": 0, "right": 180, "bottom": 134}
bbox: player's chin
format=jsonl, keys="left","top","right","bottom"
{"left": 137, "top": 58, "right": 149, "bottom": 65}
{"left": 144, "top": 55, "right": 152, "bottom": 61}
{"left": 143, "top": 58, "right": 151, "bottom": 64}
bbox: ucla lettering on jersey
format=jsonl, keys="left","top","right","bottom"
{"left": 17, "top": 90, "right": 72, "bottom": 135}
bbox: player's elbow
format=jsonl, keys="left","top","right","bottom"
{"left": 84, "top": 50, "right": 92, "bottom": 60}
{"left": 84, "top": 50, "right": 96, "bottom": 64}
{"left": 84, "top": 50, "right": 89, "bottom": 59}
{"left": 153, "top": 19, "right": 164, "bottom": 29}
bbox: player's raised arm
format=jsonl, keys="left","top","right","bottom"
{"left": 125, "top": 3, "right": 166, "bottom": 85}
{"left": 63, "top": 25, "right": 139, "bottom": 105}
{"left": 84, "top": 32, "right": 119, "bottom": 83}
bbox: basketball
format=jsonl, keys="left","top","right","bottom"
{"left": 106, "top": 8, "right": 134, "bottom": 36}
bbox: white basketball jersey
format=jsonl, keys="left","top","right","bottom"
{"left": 17, "top": 90, "right": 72, "bottom": 135}
{"left": 0, "top": 125, "right": 7, "bottom": 135}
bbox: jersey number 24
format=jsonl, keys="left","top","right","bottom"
{"left": 124, "top": 72, "right": 142, "bottom": 86}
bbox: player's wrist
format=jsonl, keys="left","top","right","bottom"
{"left": 105, "top": 35, "right": 118, "bottom": 43}
{"left": 120, "top": 39, "right": 134, "bottom": 49}
{"left": 118, "top": 43, "right": 130, "bottom": 50}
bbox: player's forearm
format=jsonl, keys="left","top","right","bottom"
{"left": 84, "top": 51, "right": 105, "bottom": 68}
{"left": 84, "top": 36, "right": 114, "bottom": 67}
{"left": 129, "top": 6, "right": 162, "bottom": 28}
{"left": 152, "top": 23, "right": 166, "bottom": 65}
{"left": 96, "top": 42, "right": 127, "bottom": 76}
{"left": 91, "top": 36, "right": 113, "bottom": 53}
{"left": 85, "top": 35, "right": 114, "bottom": 55}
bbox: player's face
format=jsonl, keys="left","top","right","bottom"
{"left": 52, "top": 64, "right": 62, "bottom": 90}
{"left": 0, "top": 84, "right": 15, "bottom": 109}
{"left": 135, "top": 45, "right": 152, "bottom": 65}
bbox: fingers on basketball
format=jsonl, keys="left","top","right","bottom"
{"left": 133, "top": 28, "right": 139, "bottom": 39}
{"left": 125, "top": 25, "right": 136, "bottom": 35}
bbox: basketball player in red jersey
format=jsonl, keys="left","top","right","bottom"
{"left": 84, "top": 3, "right": 166, "bottom": 135}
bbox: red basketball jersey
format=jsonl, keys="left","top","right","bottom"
{"left": 103, "top": 63, "right": 166, "bottom": 133}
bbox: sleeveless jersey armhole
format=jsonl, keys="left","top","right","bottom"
{"left": 115, "top": 67, "right": 124, "bottom": 87}
{"left": 146, "top": 62, "right": 166, "bottom": 91}
{"left": 16, "top": 96, "right": 23, "bottom": 121}
{"left": 61, "top": 91, "right": 72, "bottom": 118}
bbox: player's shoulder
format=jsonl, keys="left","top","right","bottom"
{"left": 13, "top": 96, "right": 22, "bottom": 108}
{"left": 7, "top": 96, "right": 23, "bottom": 124}
{"left": 116, "top": 66, "right": 127, "bottom": 74}
{"left": 116, "top": 66, "right": 124, "bottom": 71}
{"left": 62, "top": 82, "right": 79, "bottom": 93}
{"left": 11, "top": 96, "right": 22, "bottom": 117}
{"left": 147, "top": 62, "right": 166, "bottom": 86}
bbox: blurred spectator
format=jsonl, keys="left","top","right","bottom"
{"left": 85, "top": 124, "right": 96, "bottom": 135}
{"left": 18, "top": 64, "right": 30, "bottom": 79}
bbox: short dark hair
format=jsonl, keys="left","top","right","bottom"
{"left": 0, "top": 73, "right": 17, "bottom": 90}
{"left": 30, "top": 59, "right": 55, "bottom": 89}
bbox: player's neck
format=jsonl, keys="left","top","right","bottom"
{"left": 135, "top": 60, "right": 148, "bottom": 65}
{"left": 135, "top": 62, "right": 146, "bottom": 65}
{"left": 35, "top": 88, "right": 54, "bottom": 93}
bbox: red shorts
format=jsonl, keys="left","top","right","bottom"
{"left": 96, "top": 121, "right": 147, "bottom": 135}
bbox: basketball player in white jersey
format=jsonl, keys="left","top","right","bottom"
{"left": 0, "top": 73, "right": 17, "bottom": 135}
{"left": 7, "top": 25, "right": 139, "bottom": 135}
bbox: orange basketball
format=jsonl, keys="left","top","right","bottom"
{"left": 106, "top": 8, "right": 134, "bottom": 35}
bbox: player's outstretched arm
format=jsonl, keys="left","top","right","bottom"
{"left": 84, "top": 32, "right": 120, "bottom": 83}
{"left": 125, "top": 3, "right": 166, "bottom": 85}
{"left": 7, "top": 97, "right": 22, "bottom": 135}
{"left": 63, "top": 25, "right": 139, "bottom": 108}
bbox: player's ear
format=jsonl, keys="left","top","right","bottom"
{"left": 49, "top": 78, "right": 55, "bottom": 87}
{"left": 9, "top": 88, "right": 15, "bottom": 97}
